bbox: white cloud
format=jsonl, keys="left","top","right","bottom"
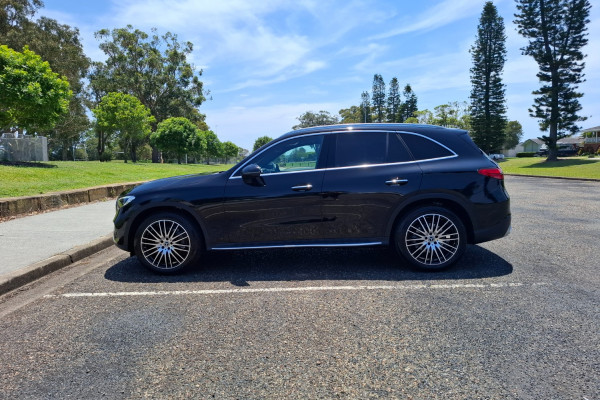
{"left": 370, "top": 0, "right": 485, "bottom": 39}
{"left": 205, "top": 102, "right": 343, "bottom": 150}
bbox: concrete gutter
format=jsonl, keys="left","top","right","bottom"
{"left": 0, "top": 181, "right": 144, "bottom": 219}
{"left": 0, "top": 234, "right": 114, "bottom": 295}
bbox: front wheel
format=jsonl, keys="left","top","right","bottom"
{"left": 395, "top": 206, "right": 467, "bottom": 271}
{"left": 134, "top": 212, "right": 202, "bottom": 274}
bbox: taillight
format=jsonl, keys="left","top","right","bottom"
{"left": 478, "top": 168, "right": 504, "bottom": 180}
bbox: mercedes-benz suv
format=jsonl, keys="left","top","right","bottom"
{"left": 114, "top": 123, "right": 511, "bottom": 273}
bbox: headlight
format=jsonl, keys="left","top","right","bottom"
{"left": 116, "top": 195, "right": 135, "bottom": 210}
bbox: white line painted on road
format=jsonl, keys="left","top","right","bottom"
{"left": 43, "top": 282, "right": 549, "bottom": 299}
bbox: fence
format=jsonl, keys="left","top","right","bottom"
{"left": 0, "top": 136, "right": 48, "bottom": 162}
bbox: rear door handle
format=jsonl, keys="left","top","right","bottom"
{"left": 385, "top": 178, "right": 408, "bottom": 186}
{"left": 291, "top": 184, "right": 313, "bottom": 191}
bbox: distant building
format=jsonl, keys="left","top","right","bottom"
{"left": 581, "top": 126, "right": 600, "bottom": 152}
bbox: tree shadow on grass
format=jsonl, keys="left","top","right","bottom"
{"left": 104, "top": 245, "right": 513, "bottom": 286}
{"left": 0, "top": 161, "right": 56, "bottom": 168}
{"left": 522, "top": 158, "right": 599, "bottom": 168}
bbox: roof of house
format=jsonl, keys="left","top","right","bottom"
{"left": 581, "top": 126, "right": 600, "bottom": 133}
{"left": 522, "top": 138, "right": 544, "bottom": 145}
{"left": 558, "top": 137, "right": 583, "bottom": 144}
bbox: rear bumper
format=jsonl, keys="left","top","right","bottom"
{"left": 473, "top": 213, "right": 511, "bottom": 244}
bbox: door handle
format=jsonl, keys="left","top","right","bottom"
{"left": 291, "top": 184, "right": 313, "bottom": 191}
{"left": 385, "top": 178, "right": 408, "bottom": 186}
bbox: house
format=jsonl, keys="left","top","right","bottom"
{"left": 581, "top": 126, "right": 600, "bottom": 153}
{"left": 503, "top": 136, "right": 583, "bottom": 157}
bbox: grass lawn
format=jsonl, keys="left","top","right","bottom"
{"left": 0, "top": 161, "right": 233, "bottom": 198}
{"left": 498, "top": 156, "right": 600, "bottom": 180}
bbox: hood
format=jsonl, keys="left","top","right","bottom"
{"left": 128, "top": 172, "right": 225, "bottom": 196}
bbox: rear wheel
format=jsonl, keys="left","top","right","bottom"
{"left": 395, "top": 206, "right": 466, "bottom": 271}
{"left": 134, "top": 212, "right": 201, "bottom": 274}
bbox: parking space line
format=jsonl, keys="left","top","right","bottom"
{"left": 43, "top": 282, "right": 549, "bottom": 299}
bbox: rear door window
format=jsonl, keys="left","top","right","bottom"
{"left": 333, "top": 131, "right": 412, "bottom": 167}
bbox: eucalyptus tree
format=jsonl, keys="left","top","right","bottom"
{"left": 90, "top": 25, "right": 207, "bottom": 162}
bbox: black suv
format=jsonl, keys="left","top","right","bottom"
{"left": 114, "top": 124, "right": 510, "bottom": 273}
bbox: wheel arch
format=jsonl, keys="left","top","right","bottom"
{"left": 127, "top": 204, "right": 208, "bottom": 252}
{"left": 387, "top": 195, "right": 475, "bottom": 245}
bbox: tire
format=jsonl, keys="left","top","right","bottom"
{"left": 394, "top": 206, "right": 467, "bottom": 271}
{"left": 134, "top": 212, "right": 202, "bottom": 274}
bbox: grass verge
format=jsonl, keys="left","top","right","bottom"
{"left": 498, "top": 156, "right": 600, "bottom": 180}
{"left": 0, "top": 161, "right": 233, "bottom": 198}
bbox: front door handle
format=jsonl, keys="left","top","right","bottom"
{"left": 385, "top": 178, "right": 408, "bottom": 186}
{"left": 291, "top": 184, "right": 313, "bottom": 191}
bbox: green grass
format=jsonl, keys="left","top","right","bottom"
{"left": 0, "top": 161, "right": 233, "bottom": 198}
{"left": 498, "top": 156, "right": 600, "bottom": 180}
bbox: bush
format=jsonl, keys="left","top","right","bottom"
{"left": 516, "top": 152, "right": 536, "bottom": 157}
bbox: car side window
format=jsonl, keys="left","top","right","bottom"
{"left": 334, "top": 132, "right": 412, "bottom": 167}
{"left": 400, "top": 133, "right": 454, "bottom": 160}
{"left": 247, "top": 135, "right": 324, "bottom": 175}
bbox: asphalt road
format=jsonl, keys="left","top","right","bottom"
{"left": 0, "top": 176, "right": 598, "bottom": 399}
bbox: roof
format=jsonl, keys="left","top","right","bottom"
{"left": 581, "top": 126, "right": 600, "bottom": 133}
{"left": 279, "top": 123, "right": 467, "bottom": 141}
{"left": 522, "top": 138, "right": 544, "bottom": 145}
{"left": 557, "top": 137, "right": 583, "bottom": 144}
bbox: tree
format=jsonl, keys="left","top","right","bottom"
{"left": 221, "top": 141, "right": 239, "bottom": 162}
{"left": 386, "top": 77, "right": 401, "bottom": 123}
{"left": 1, "top": 3, "right": 91, "bottom": 159}
{"left": 433, "top": 101, "right": 471, "bottom": 130}
{"left": 360, "top": 91, "right": 372, "bottom": 123}
{"left": 514, "top": 0, "right": 591, "bottom": 161}
{"left": 0, "top": 0, "right": 42, "bottom": 47}
{"left": 89, "top": 25, "right": 207, "bottom": 162}
{"left": 292, "top": 110, "right": 339, "bottom": 130}
{"left": 504, "top": 120, "right": 524, "bottom": 149}
{"left": 400, "top": 84, "right": 418, "bottom": 122}
{"left": 200, "top": 130, "right": 222, "bottom": 164}
{"left": 253, "top": 136, "right": 273, "bottom": 151}
{"left": 150, "top": 117, "right": 199, "bottom": 163}
{"left": 92, "top": 92, "right": 155, "bottom": 162}
{"left": 338, "top": 106, "right": 363, "bottom": 123}
{"left": 0, "top": 45, "right": 71, "bottom": 132}
{"left": 29, "top": 17, "right": 91, "bottom": 160}
{"left": 406, "top": 109, "right": 434, "bottom": 125}
{"left": 372, "top": 74, "right": 386, "bottom": 122}
{"left": 469, "top": 1, "right": 507, "bottom": 154}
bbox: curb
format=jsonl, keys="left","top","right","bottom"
{"left": 505, "top": 174, "right": 600, "bottom": 182}
{"left": 0, "top": 181, "right": 145, "bottom": 219}
{"left": 0, "top": 234, "right": 114, "bottom": 296}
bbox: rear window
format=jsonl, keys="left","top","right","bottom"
{"left": 400, "top": 133, "right": 454, "bottom": 160}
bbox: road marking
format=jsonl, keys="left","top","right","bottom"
{"left": 43, "top": 282, "right": 549, "bottom": 299}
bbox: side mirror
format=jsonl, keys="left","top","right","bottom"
{"left": 241, "top": 164, "right": 265, "bottom": 186}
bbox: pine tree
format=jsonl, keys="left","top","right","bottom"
{"left": 386, "top": 77, "right": 401, "bottom": 122}
{"left": 469, "top": 1, "right": 507, "bottom": 154}
{"left": 400, "top": 84, "right": 418, "bottom": 122}
{"left": 360, "top": 91, "right": 372, "bottom": 123}
{"left": 371, "top": 74, "right": 386, "bottom": 122}
{"left": 514, "top": 0, "right": 590, "bottom": 161}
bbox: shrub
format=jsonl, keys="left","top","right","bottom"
{"left": 516, "top": 152, "right": 536, "bottom": 157}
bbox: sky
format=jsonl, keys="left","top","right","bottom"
{"left": 39, "top": 0, "right": 600, "bottom": 151}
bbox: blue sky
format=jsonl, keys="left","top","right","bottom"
{"left": 40, "top": 0, "right": 600, "bottom": 151}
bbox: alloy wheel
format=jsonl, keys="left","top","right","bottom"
{"left": 404, "top": 213, "right": 460, "bottom": 266}
{"left": 140, "top": 219, "right": 191, "bottom": 270}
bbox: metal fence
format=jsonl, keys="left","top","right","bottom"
{"left": 0, "top": 136, "right": 49, "bottom": 162}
